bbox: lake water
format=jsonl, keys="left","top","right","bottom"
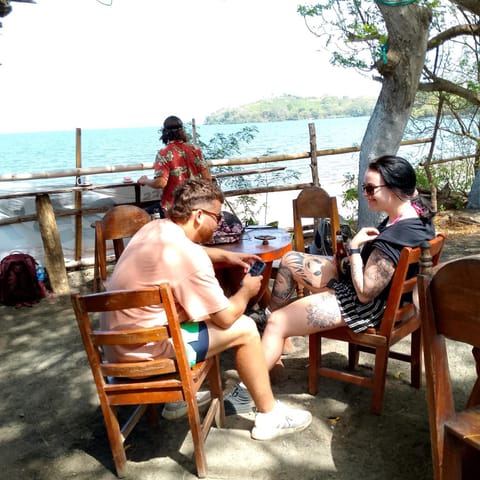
{"left": 0, "top": 116, "right": 431, "bottom": 190}
{"left": 0, "top": 117, "right": 431, "bottom": 262}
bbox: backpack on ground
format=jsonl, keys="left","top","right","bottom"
{"left": 0, "top": 252, "right": 46, "bottom": 307}
{"left": 309, "top": 217, "right": 353, "bottom": 256}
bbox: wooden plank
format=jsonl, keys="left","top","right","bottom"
{"left": 0, "top": 182, "right": 139, "bottom": 201}
{"left": 309, "top": 123, "right": 319, "bottom": 186}
{"left": 0, "top": 137, "right": 432, "bottom": 183}
{"left": 35, "top": 194, "right": 70, "bottom": 295}
{"left": 213, "top": 166, "right": 285, "bottom": 179}
{"left": 224, "top": 182, "right": 311, "bottom": 197}
{"left": 75, "top": 128, "right": 83, "bottom": 261}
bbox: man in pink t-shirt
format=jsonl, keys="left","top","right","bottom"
{"left": 102, "top": 178, "right": 311, "bottom": 441}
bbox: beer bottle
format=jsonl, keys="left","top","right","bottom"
{"left": 335, "top": 230, "right": 349, "bottom": 278}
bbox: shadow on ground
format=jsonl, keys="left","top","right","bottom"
{"left": 0, "top": 224, "right": 479, "bottom": 479}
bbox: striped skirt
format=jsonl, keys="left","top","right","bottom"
{"left": 327, "top": 279, "right": 386, "bottom": 333}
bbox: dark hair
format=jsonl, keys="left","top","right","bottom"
{"left": 167, "top": 178, "right": 224, "bottom": 222}
{"left": 159, "top": 115, "right": 188, "bottom": 144}
{"left": 368, "top": 155, "right": 435, "bottom": 220}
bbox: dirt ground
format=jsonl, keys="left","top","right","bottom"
{"left": 1, "top": 210, "right": 480, "bottom": 480}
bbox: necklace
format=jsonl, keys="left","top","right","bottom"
{"left": 386, "top": 213, "right": 404, "bottom": 227}
{"left": 387, "top": 202, "right": 420, "bottom": 227}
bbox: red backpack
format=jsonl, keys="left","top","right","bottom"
{"left": 0, "top": 253, "right": 46, "bottom": 307}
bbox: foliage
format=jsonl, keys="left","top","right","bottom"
{"left": 195, "top": 126, "right": 258, "bottom": 160}
{"left": 416, "top": 159, "right": 476, "bottom": 196}
{"left": 411, "top": 92, "right": 445, "bottom": 118}
{"left": 186, "top": 123, "right": 300, "bottom": 224}
{"left": 341, "top": 172, "right": 359, "bottom": 223}
{"left": 298, "top": 0, "right": 480, "bottom": 203}
{"left": 205, "top": 94, "right": 376, "bottom": 124}
{"left": 298, "top": 1, "right": 386, "bottom": 74}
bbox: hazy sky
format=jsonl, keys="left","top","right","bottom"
{"left": 0, "top": 0, "right": 381, "bottom": 133}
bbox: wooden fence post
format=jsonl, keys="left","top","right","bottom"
{"left": 75, "top": 128, "right": 82, "bottom": 261}
{"left": 309, "top": 123, "right": 319, "bottom": 186}
{"left": 35, "top": 194, "right": 70, "bottom": 295}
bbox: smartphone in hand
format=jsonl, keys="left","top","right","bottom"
{"left": 248, "top": 260, "right": 266, "bottom": 276}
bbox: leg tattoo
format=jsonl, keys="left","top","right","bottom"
{"left": 270, "top": 263, "right": 297, "bottom": 307}
{"left": 305, "top": 298, "right": 339, "bottom": 329}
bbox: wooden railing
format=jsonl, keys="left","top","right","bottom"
{"left": 0, "top": 127, "right": 432, "bottom": 293}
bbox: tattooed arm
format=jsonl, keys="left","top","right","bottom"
{"left": 350, "top": 248, "right": 395, "bottom": 303}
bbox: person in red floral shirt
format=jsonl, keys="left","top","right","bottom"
{"left": 138, "top": 115, "right": 212, "bottom": 214}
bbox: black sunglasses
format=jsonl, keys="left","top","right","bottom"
{"left": 197, "top": 208, "right": 223, "bottom": 224}
{"left": 362, "top": 184, "right": 387, "bottom": 196}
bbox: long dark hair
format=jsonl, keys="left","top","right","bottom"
{"left": 159, "top": 115, "right": 188, "bottom": 144}
{"left": 368, "top": 155, "right": 436, "bottom": 220}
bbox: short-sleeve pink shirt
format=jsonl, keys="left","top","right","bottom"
{"left": 101, "top": 219, "right": 230, "bottom": 362}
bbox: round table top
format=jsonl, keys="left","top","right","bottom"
{"left": 214, "top": 227, "right": 292, "bottom": 263}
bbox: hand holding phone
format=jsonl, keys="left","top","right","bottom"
{"left": 248, "top": 260, "right": 266, "bottom": 276}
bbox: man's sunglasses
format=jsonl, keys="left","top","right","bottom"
{"left": 362, "top": 184, "right": 387, "bottom": 196}
{"left": 197, "top": 208, "right": 223, "bottom": 223}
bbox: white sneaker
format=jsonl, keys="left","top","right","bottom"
{"left": 161, "top": 391, "right": 212, "bottom": 420}
{"left": 251, "top": 401, "right": 312, "bottom": 441}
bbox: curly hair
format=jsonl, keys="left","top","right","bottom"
{"left": 167, "top": 178, "right": 224, "bottom": 223}
{"left": 368, "top": 155, "right": 436, "bottom": 220}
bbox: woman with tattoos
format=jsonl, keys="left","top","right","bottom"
{"left": 225, "top": 155, "right": 436, "bottom": 414}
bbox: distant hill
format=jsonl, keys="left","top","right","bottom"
{"left": 204, "top": 94, "right": 377, "bottom": 124}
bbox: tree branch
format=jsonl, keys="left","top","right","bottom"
{"left": 419, "top": 67, "right": 480, "bottom": 106}
{"left": 428, "top": 24, "right": 480, "bottom": 50}
{"left": 451, "top": 0, "right": 480, "bottom": 16}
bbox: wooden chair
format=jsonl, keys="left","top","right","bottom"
{"left": 417, "top": 251, "right": 480, "bottom": 480}
{"left": 293, "top": 186, "right": 341, "bottom": 256}
{"left": 308, "top": 233, "right": 446, "bottom": 414}
{"left": 71, "top": 284, "right": 224, "bottom": 478}
{"left": 292, "top": 186, "right": 341, "bottom": 298}
{"left": 93, "top": 205, "right": 151, "bottom": 292}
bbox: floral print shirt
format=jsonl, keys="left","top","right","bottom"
{"left": 153, "top": 140, "right": 209, "bottom": 210}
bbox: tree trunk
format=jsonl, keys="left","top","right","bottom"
{"left": 467, "top": 140, "right": 480, "bottom": 208}
{"left": 35, "top": 194, "right": 70, "bottom": 295}
{"left": 357, "top": 4, "right": 432, "bottom": 227}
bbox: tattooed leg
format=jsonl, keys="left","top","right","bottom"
{"left": 305, "top": 295, "right": 342, "bottom": 329}
{"left": 262, "top": 291, "right": 344, "bottom": 370}
{"left": 269, "top": 262, "right": 298, "bottom": 310}
{"left": 270, "top": 251, "right": 338, "bottom": 310}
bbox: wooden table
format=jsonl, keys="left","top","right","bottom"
{"left": 213, "top": 227, "right": 292, "bottom": 307}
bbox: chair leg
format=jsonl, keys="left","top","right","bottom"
{"left": 370, "top": 346, "right": 389, "bottom": 415}
{"left": 308, "top": 333, "right": 320, "bottom": 395}
{"left": 410, "top": 329, "right": 422, "bottom": 388}
{"left": 185, "top": 397, "right": 208, "bottom": 478}
{"left": 443, "top": 432, "right": 463, "bottom": 480}
{"left": 467, "top": 347, "right": 480, "bottom": 407}
{"left": 207, "top": 355, "right": 225, "bottom": 428}
{"left": 145, "top": 404, "right": 160, "bottom": 426}
{"left": 348, "top": 343, "right": 360, "bottom": 370}
{"left": 101, "top": 403, "right": 128, "bottom": 478}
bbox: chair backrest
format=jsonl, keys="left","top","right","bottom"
{"left": 293, "top": 186, "right": 340, "bottom": 254}
{"left": 94, "top": 205, "right": 151, "bottom": 291}
{"left": 72, "top": 284, "right": 192, "bottom": 393}
{"left": 418, "top": 254, "right": 480, "bottom": 479}
{"left": 377, "top": 233, "right": 445, "bottom": 337}
{"left": 71, "top": 283, "right": 224, "bottom": 478}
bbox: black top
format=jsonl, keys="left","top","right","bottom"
{"left": 359, "top": 216, "right": 435, "bottom": 300}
